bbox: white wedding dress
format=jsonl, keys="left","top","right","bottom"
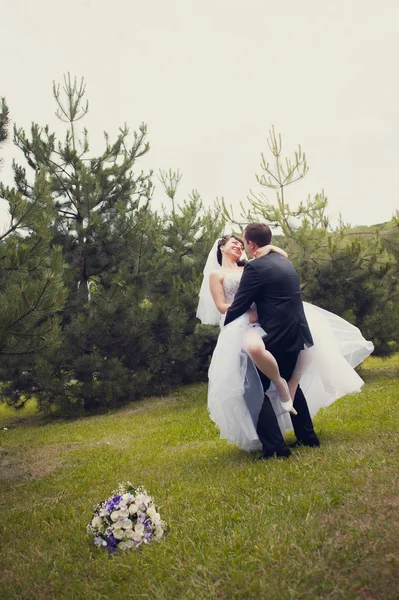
{"left": 207, "top": 271, "right": 374, "bottom": 452}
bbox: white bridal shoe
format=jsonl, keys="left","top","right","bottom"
{"left": 279, "top": 379, "right": 298, "bottom": 415}
{"left": 280, "top": 399, "right": 298, "bottom": 416}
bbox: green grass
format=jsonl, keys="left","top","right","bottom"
{"left": 1, "top": 355, "right": 399, "bottom": 600}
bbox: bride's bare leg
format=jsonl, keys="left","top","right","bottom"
{"left": 244, "top": 330, "right": 297, "bottom": 415}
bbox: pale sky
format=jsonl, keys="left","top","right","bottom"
{"left": 1, "top": 0, "right": 398, "bottom": 229}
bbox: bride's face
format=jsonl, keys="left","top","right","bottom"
{"left": 223, "top": 237, "right": 244, "bottom": 260}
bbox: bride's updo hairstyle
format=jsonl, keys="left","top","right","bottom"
{"left": 216, "top": 235, "right": 247, "bottom": 266}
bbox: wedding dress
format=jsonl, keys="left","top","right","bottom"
{"left": 207, "top": 270, "right": 374, "bottom": 452}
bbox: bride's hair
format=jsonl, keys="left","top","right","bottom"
{"left": 216, "top": 235, "right": 247, "bottom": 266}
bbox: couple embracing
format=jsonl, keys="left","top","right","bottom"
{"left": 197, "top": 222, "right": 374, "bottom": 460}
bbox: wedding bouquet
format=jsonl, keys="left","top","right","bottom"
{"left": 87, "top": 482, "right": 166, "bottom": 552}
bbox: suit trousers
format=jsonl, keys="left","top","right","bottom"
{"left": 256, "top": 345, "right": 319, "bottom": 456}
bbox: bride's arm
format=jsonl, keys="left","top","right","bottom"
{"left": 210, "top": 270, "right": 258, "bottom": 321}
{"left": 209, "top": 271, "right": 230, "bottom": 314}
{"left": 253, "top": 244, "right": 288, "bottom": 259}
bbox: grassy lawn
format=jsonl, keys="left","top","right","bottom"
{"left": 1, "top": 355, "right": 398, "bottom": 600}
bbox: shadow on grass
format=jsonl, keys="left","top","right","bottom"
{"left": 0, "top": 384, "right": 207, "bottom": 430}
{"left": 357, "top": 365, "right": 399, "bottom": 383}
{"left": 357, "top": 353, "right": 399, "bottom": 384}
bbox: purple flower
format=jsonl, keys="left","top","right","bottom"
{"left": 105, "top": 494, "right": 122, "bottom": 512}
{"left": 88, "top": 484, "right": 166, "bottom": 552}
{"left": 106, "top": 533, "right": 118, "bottom": 552}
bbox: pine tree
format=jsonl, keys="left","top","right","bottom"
{"left": 4, "top": 76, "right": 224, "bottom": 413}
{"left": 6, "top": 75, "right": 156, "bottom": 411}
{"left": 14, "top": 74, "right": 153, "bottom": 295}
{"left": 219, "top": 127, "right": 399, "bottom": 354}
{"left": 0, "top": 98, "right": 67, "bottom": 400}
{"left": 154, "top": 169, "right": 225, "bottom": 383}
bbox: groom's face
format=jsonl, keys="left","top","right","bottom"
{"left": 243, "top": 235, "right": 254, "bottom": 258}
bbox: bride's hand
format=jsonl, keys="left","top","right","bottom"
{"left": 253, "top": 244, "right": 288, "bottom": 259}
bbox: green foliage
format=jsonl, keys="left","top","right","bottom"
{"left": 1, "top": 78, "right": 224, "bottom": 413}
{"left": 0, "top": 97, "right": 9, "bottom": 171}
{"left": 13, "top": 74, "right": 153, "bottom": 290}
{"left": 0, "top": 99, "right": 67, "bottom": 367}
{"left": 3, "top": 83, "right": 399, "bottom": 414}
{"left": 220, "top": 127, "right": 399, "bottom": 354}
{"left": 1, "top": 355, "right": 399, "bottom": 599}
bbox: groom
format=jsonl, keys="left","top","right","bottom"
{"left": 224, "top": 222, "right": 320, "bottom": 459}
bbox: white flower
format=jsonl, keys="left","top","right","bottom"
{"left": 94, "top": 536, "right": 107, "bottom": 547}
{"left": 135, "top": 494, "right": 151, "bottom": 509}
{"left": 91, "top": 516, "right": 103, "bottom": 530}
{"left": 147, "top": 506, "right": 161, "bottom": 525}
{"left": 113, "top": 529, "right": 125, "bottom": 540}
{"left": 146, "top": 506, "right": 156, "bottom": 519}
{"left": 155, "top": 526, "right": 164, "bottom": 538}
{"left": 118, "top": 540, "right": 134, "bottom": 550}
{"left": 124, "top": 529, "right": 135, "bottom": 539}
{"left": 122, "top": 493, "right": 135, "bottom": 503}
{"left": 89, "top": 485, "right": 164, "bottom": 551}
{"left": 118, "top": 541, "right": 129, "bottom": 550}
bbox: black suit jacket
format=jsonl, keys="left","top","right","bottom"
{"left": 224, "top": 254, "right": 313, "bottom": 354}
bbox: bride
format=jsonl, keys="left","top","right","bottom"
{"left": 196, "top": 234, "right": 374, "bottom": 452}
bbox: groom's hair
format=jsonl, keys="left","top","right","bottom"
{"left": 244, "top": 223, "right": 272, "bottom": 247}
